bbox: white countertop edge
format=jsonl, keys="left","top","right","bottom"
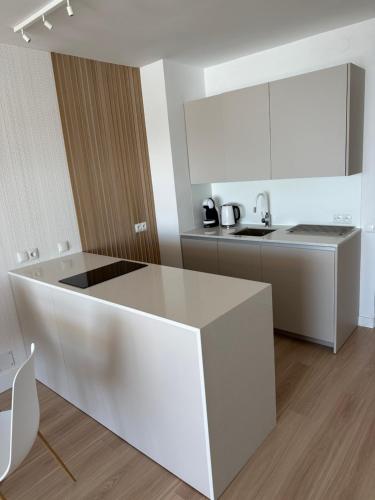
{"left": 8, "top": 271, "right": 202, "bottom": 334}
{"left": 9, "top": 252, "right": 271, "bottom": 331}
{"left": 181, "top": 225, "right": 361, "bottom": 249}
{"left": 181, "top": 233, "right": 338, "bottom": 250}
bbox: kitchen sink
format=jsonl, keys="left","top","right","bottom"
{"left": 231, "top": 227, "right": 276, "bottom": 237}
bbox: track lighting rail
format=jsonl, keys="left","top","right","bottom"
{"left": 13, "top": 0, "right": 74, "bottom": 43}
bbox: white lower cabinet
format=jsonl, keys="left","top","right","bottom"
{"left": 181, "top": 234, "right": 361, "bottom": 352}
{"left": 261, "top": 245, "right": 335, "bottom": 345}
{"left": 181, "top": 237, "right": 218, "bottom": 274}
{"left": 218, "top": 240, "right": 262, "bottom": 281}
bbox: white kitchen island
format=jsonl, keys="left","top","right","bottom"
{"left": 9, "top": 252, "right": 276, "bottom": 499}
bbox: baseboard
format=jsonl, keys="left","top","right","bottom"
{"left": 274, "top": 329, "right": 334, "bottom": 349}
{"left": 358, "top": 316, "right": 375, "bottom": 329}
{"left": 0, "top": 366, "right": 18, "bottom": 394}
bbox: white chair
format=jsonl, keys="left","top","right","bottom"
{"left": 0, "top": 344, "right": 75, "bottom": 499}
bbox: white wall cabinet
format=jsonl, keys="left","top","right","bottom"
{"left": 185, "top": 84, "right": 271, "bottom": 183}
{"left": 181, "top": 233, "right": 361, "bottom": 352}
{"left": 184, "top": 95, "right": 226, "bottom": 184}
{"left": 184, "top": 63, "right": 364, "bottom": 183}
{"left": 270, "top": 64, "right": 364, "bottom": 179}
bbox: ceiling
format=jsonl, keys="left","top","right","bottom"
{"left": 1, "top": 0, "right": 375, "bottom": 68}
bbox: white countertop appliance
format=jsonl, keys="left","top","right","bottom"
{"left": 221, "top": 203, "right": 240, "bottom": 227}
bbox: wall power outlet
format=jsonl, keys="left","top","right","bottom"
{"left": 135, "top": 222, "right": 147, "bottom": 233}
{"left": 333, "top": 214, "right": 352, "bottom": 225}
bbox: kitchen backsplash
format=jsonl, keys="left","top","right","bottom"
{"left": 191, "top": 174, "right": 362, "bottom": 227}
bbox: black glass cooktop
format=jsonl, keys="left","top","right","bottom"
{"left": 59, "top": 260, "right": 147, "bottom": 289}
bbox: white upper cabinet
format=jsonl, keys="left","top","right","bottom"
{"left": 184, "top": 95, "right": 226, "bottom": 184}
{"left": 184, "top": 63, "right": 364, "bottom": 184}
{"left": 270, "top": 64, "right": 364, "bottom": 179}
{"left": 185, "top": 84, "right": 271, "bottom": 184}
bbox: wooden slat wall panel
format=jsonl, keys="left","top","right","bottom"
{"left": 51, "top": 53, "right": 160, "bottom": 264}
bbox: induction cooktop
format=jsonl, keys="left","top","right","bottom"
{"left": 287, "top": 224, "right": 355, "bottom": 237}
{"left": 59, "top": 260, "right": 147, "bottom": 289}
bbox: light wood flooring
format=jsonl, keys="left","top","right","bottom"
{"left": 1, "top": 327, "right": 375, "bottom": 499}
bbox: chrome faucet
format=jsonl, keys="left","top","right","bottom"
{"left": 253, "top": 192, "right": 271, "bottom": 227}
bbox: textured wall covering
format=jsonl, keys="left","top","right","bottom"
{"left": 0, "top": 44, "right": 81, "bottom": 390}
{"left": 52, "top": 53, "right": 160, "bottom": 264}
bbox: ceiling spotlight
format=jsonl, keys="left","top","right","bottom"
{"left": 21, "top": 29, "right": 31, "bottom": 43}
{"left": 42, "top": 15, "right": 53, "bottom": 30}
{"left": 66, "top": 0, "right": 74, "bottom": 16}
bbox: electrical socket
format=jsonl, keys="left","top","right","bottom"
{"left": 333, "top": 214, "right": 352, "bottom": 225}
{"left": 29, "top": 248, "right": 39, "bottom": 260}
{"left": 134, "top": 222, "right": 147, "bottom": 233}
{"left": 57, "top": 241, "right": 70, "bottom": 254}
{"left": 333, "top": 214, "right": 343, "bottom": 223}
{"left": 16, "top": 251, "right": 29, "bottom": 264}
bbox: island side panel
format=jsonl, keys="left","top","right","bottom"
{"left": 200, "top": 285, "right": 276, "bottom": 498}
{"left": 10, "top": 276, "right": 212, "bottom": 498}
{"left": 10, "top": 276, "right": 71, "bottom": 400}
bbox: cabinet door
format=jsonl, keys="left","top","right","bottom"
{"left": 185, "top": 85, "right": 271, "bottom": 183}
{"left": 270, "top": 65, "right": 348, "bottom": 179}
{"left": 221, "top": 84, "right": 271, "bottom": 181}
{"left": 181, "top": 237, "right": 218, "bottom": 274}
{"left": 218, "top": 240, "right": 262, "bottom": 281}
{"left": 184, "top": 96, "right": 226, "bottom": 184}
{"left": 262, "top": 245, "right": 335, "bottom": 344}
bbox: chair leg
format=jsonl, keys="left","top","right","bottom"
{"left": 38, "top": 431, "right": 76, "bottom": 482}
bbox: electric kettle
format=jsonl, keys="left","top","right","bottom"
{"left": 220, "top": 204, "right": 240, "bottom": 227}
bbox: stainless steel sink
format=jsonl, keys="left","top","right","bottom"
{"left": 231, "top": 227, "right": 276, "bottom": 237}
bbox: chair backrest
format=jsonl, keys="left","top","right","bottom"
{"left": 4, "top": 343, "right": 40, "bottom": 478}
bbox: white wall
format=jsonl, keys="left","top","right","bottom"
{"left": 141, "top": 61, "right": 181, "bottom": 267}
{"left": 141, "top": 60, "right": 205, "bottom": 267}
{"left": 164, "top": 60, "right": 206, "bottom": 232}
{"left": 0, "top": 44, "right": 81, "bottom": 391}
{"left": 204, "top": 18, "right": 375, "bottom": 327}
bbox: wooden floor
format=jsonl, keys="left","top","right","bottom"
{"left": 1, "top": 327, "right": 375, "bottom": 499}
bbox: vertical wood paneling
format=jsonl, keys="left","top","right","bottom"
{"left": 51, "top": 53, "right": 160, "bottom": 264}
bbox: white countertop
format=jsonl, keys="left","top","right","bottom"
{"left": 181, "top": 224, "right": 360, "bottom": 248}
{"left": 9, "top": 252, "right": 269, "bottom": 330}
